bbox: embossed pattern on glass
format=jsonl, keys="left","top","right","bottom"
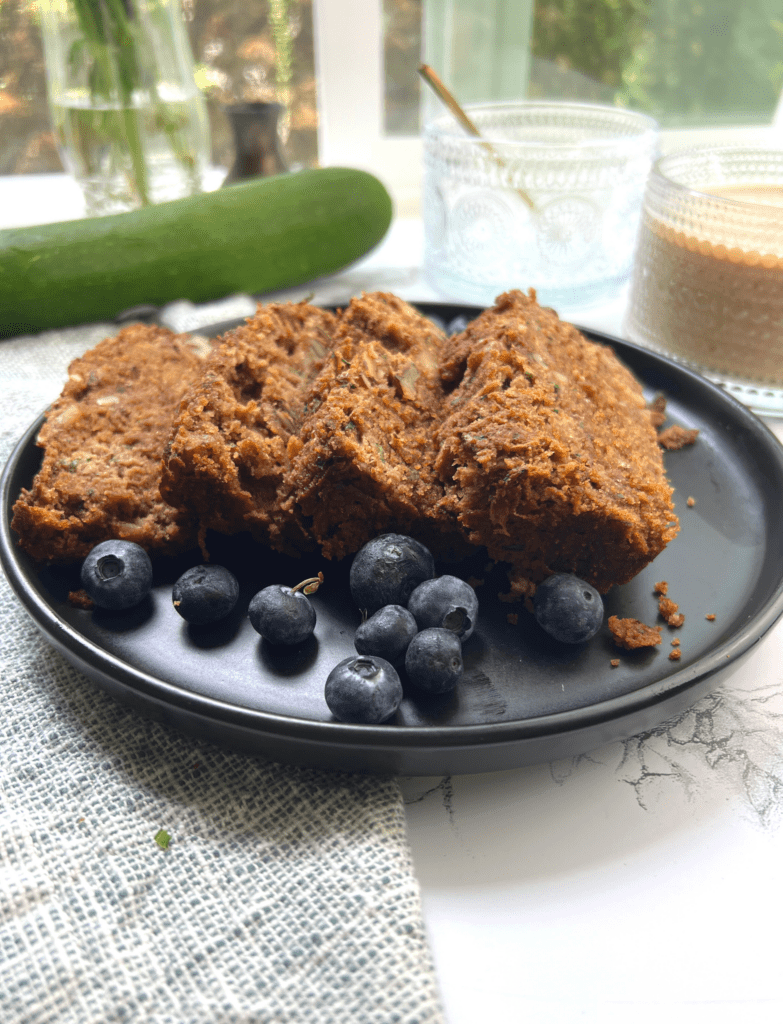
{"left": 625, "top": 147, "right": 783, "bottom": 415}
{"left": 422, "top": 101, "right": 658, "bottom": 310}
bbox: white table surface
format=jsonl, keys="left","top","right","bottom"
{"left": 3, "top": 173, "right": 783, "bottom": 1024}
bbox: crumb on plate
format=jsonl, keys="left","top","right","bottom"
{"left": 649, "top": 394, "right": 667, "bottom": 428}
{"left": 658, "top": 424, "right": 700, "bottom": 450}
{"left": 659, "top": 596, "right": 685, "bottom": 628}
{"left": 608, "top": 615, "right": 662, "bottom": 649}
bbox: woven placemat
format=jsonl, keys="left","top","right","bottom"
{"left": 0, "top": 324, "right": 444, "bottom": 1024}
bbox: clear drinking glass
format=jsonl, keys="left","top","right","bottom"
{"left": 422, "top": 101, "right": 659, "bottom": 311}
{"left": 39, "top": 0, "right": 211, "bottom": 216}
{"left": 625, "top": 147, "right": 783, "bottom": 415}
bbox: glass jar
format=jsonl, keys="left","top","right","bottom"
{"left": 39, "top": 0, "right": 211, "bottom": 216}
{"left": 625, "top": 147, "right": 783, "bottom": 415}
{"left": 422, "top": 101, "right": 659, "bottom": 311}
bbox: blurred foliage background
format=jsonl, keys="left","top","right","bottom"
{"left": 528, "top": 0, "right": 783, "bottom": 125}
{"left": 0, "top": 0, "right": 318, "bottom": 175}
{"left": 384, "top": 0, "right": 781, "bottom": 137}
{"left": 1, "top": 0, "right": 781, "bottom": 177}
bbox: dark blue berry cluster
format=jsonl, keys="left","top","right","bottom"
{"left": 79, "top": 535, "right": 606, "bottom": 734}
{"left": 325, "top": 535, "right": 480, "bottom": 724}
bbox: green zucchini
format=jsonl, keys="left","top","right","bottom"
{"left": 0, "top": 167, "right": 393, "bottom": 336}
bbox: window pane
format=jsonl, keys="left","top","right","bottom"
{"left": 0, "top": 1, "right": 56, "bottom": 174}
{"left": 383, "top": 0, "right": 781, "bottom": 132}
{"left": 529, "top": 0, "right": 783, "bottom": 127}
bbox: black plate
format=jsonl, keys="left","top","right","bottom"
{"left": 3, "top": 304, "right": 783, "bottom": 776}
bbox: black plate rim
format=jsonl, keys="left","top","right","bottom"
{"left": 3, "top": 314, "right": 783, "bottom": 754}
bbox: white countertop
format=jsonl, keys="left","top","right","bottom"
{"left": 4, "top": 173, "right": 783, "bottom": 1024}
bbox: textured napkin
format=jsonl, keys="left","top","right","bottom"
{"left": 0, "top": 325, "right": 445, "bottom": 1024}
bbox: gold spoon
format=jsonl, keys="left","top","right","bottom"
{"left": 418, "top": 63, "right": 535, "bottom": 211}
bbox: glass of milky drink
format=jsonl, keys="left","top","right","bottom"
{"left": 625, "top": 147, "right": 783, "bottom": 415}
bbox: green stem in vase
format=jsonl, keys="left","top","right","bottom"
{"left": 66, "top": 0, "right": 155, "bottom": 206}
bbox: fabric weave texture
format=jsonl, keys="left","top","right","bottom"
{"left": 0, "top": 324, "right": 445, "bottom": 1024}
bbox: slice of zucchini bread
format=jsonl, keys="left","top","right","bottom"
{"left": 280, "top": 292, "right": 463, "bottom": 560}
{"left": 434, "top": 290, "right": 678, "bottom": 595}
{"left": 12, "top": 324, "right": 211, "bottom": 563}
{"left": 160, "top": 300, "right": 339, "bottom": 556}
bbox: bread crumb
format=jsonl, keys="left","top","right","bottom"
{"left": 669, "top": 649, "right": 682, "bottom": 661}
{"left": 658, "top": 596, "right": 678, "bottom": 620}
{"left": 649, "top": 394, "right": 667, "bottom": 428}
{"left": 654, "top": 580, "right": 668, "bottom": 596}
{"left": 658, "top": 425, "right": 699, "bottom": 450}
{"left": 687, "top": 496, "right": 696, "bottom": 507}
{"left": 671, "top": 637, "right": 680, "bottom": 647}
{"left": 68, "top": 588, "right": 94, "bottom": 609}
{"left": 705, "top": 613, "right": 716, "bottom": 621}
{"left": 659, "top": 596, "right": 685, "bottom": 628}
{"left": 610, "top": 659, "right": 620, "bottom": 668}
{"left": 506, "top": 612, "right": 518, "bottom": 626}
{"left": 608, "top": 615, "right": 662, "bottom": 649}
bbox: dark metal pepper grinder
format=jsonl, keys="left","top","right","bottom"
{"left": 222, "top": 102, "right": 289, "bottom": 185}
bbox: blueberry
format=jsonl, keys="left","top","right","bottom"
{"left": 354, "top": 604, "right": 418, "bottom": 665}
{"left": 80, "top": 539, "right": 153, "bottom": 610}
{"left": 172, "top": 564, "right": 239, "bottom": 625}
{"left": 404, "top": 628, "right": 463, "bottom": 694}
{"left": 325, "top": 655, "right": 403, "bottom": 724}
{"left": 349, "top": 534, "right": 435, "bottom": 614}
{"left": 407, "top": 575, "right": 478, "bottom": 642}
{"left": 248, "top": 584, "right": 316, "bottom": 645}
{"left": 533, "top": 573, "right": 604, "bottom": 644}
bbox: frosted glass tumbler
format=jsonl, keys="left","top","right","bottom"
{"left": 422, "top": 101, "right": 658, "bottom": 311}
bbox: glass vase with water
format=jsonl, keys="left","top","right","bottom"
{"left": 40, "top": 0, "right": 211, "bottom": 216}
